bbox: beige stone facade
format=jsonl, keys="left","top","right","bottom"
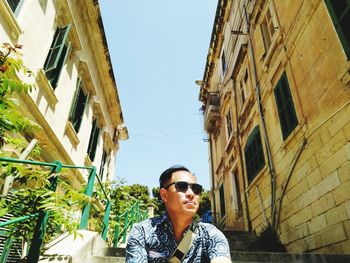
{"left": 0, "top": 0, "right": 127, "bottom": 186}
{"left": 199, "top": 0, "right": 350, "bottom": 253}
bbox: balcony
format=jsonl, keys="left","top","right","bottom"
{"left": 204, "top": 93, "right": 221, "bottom": 133}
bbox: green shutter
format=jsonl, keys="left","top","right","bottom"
{"left": 244, "top": 126, "right": 265, "bottom": 183}
{"left": 50, "top": 41, "right": 71, "bottom": 88}
{"left": 44, "top": 25, "right": 71, "bottom": 73}
{"left": 274, "top": 73, "right": 298, "bottom": 140}
{"left": 219, "top": 184, "right": 226, "bottom": 217}
{"left": 69, "top": 78, "right": 81, "bottom": 123}
{"left": 324, "top": 0, "right": 350, "bottom": 58}
{"left": 69, "top": 78, "right": 88, "bottom": 133}
{"left": 87, "top": 119, "right": 100, "bottom": 161}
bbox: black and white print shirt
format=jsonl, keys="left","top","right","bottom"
{"left": 126, "top": 213, "right": 231, "bottom": 263}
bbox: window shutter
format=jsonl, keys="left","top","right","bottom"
{"left": 87, "top": 119, "right": 100, "bottom": 161}
{"left": 324, "top": 0, "right": 350, "bottom": 58}
{"left": 44, "top": 25, "right": 71, "bottom": 73}
{"left": 69, "top": 78, "right": 82, "bottom": 123}
{"left": 219, "top": 184, "right": 226, "bottom": 217}
{"left": 244, "top": 126, "right": 265, "bottom": 182}
{"left": 7, "top": 0, "right": 21, "bottom": 13}
{"left": 253, "top": 24, "right": 266, "bottom": 60}
{"left": 274, "top": 73, "right": 298, "bottom": 140}
{"left": 50, "top": 41, "right": 71, "bottom": 88}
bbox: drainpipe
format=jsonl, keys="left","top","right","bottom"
{"left": 231, "top": 79, "right": 252, "bottom": 232}
{"left": 243, "top": 1, "right": 277, "bottom": 228}
{"left": 208, "top": 133, "right": 218, "bottom": 225}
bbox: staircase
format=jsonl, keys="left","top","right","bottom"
{"left": 224, "top": 230, "right": 350, "bottom": 263}
{"left": 89, "top": 247, "right": 125, "bottom": 263}
{"left": 0, "top": 193, "right": 23, "bottom": 263}
{"left": 38, "top": 229, "right": 350, "bottom": 263}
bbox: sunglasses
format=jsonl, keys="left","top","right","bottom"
{"left": 164, "top": 181, "right": 203, "bottom": 195}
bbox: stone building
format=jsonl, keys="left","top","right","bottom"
{"left": 198, "top": 0, "right": 350, "bottom": 253}
{"left": 0, "top": 0, "right": 127, "bottom": 186}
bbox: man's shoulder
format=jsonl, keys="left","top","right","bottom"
{"left": 133, "top": 214, "right": 165, "bottom": 229}
{"left": 197, "top": 222, "right": 219, "bottom": 231}
{"left": 197, "top": 223, "right": 227, "bottom": 239}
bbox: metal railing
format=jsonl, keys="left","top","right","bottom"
{"left": 0, "top": 157, "right": 148, "bottom": 262}
{"left": 113, "top": 201, "right": 148, "bottom": 247}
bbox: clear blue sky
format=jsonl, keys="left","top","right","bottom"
{"left": 99, "top": 1, "right": 217, "bottom": 193}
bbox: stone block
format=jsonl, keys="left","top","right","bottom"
{"left": 325, "top": 203, "right": 348, "bottom": 227}
{"left": 319, "top": 125, "right": 331, "bottom": 146}
{"left": 344, "top": 220, "right": 350, "bottom": 240}
{"left": 319, "top": 146, "right": 348, "bottom": 178}
{"left": 283, "top": 223, "right": 309, "bottom": 244}
{"left": 328, "top": 131, "right": 347, "bottom": 154}
{"left": 286, "top": 180, "right": 309, "bottom": 203}
{"left": 304, "top": 234, "right": 323, "bottom": 251}
{"left": 346, "top": 201, "right": 350, "bottom": 218}
{"left": 333, "top": 180, "right": 350, "bottom": 205}
{"left": 338, "top": 161, "right": 350, "bottom": 183}
{"left": 343, "top": 120, "right": 350, "bottom": 141}
{"left": 309, "top": 214, "right": 327, "bottom": 234}
{"left": 328, "top": 105, "right": 350, "bottom": 137}
{"left": 317, "top": 171, "right": 340, "bottom": 197}
{"left": 306, "top": 168, "right": 322, "bottom": 188}
{"left": 320, "top": 223, "right": 347, "bottom": 247}
{"left": 311, "top": 192, "right": 335, "bottom": 216}
{"left": 290, "top": 206, "right": 313, "bottom": 227}
{"left": 316, "top": 144, "right": 333, "bottom": 166}
{"left": 339, "top": 239, "right": 350, "bottom": 254}
{"left": 301, "top": 187, "right": 322, "bottom": 208}
{"left": 287, "top": 238, "right": 308, "bottom": 253}
{"left": 281, "top": 199, "right": 302, "bottom": 221}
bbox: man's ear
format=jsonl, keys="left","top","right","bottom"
{"left": 159, "top": 188, "right": 168, "bottom": 203}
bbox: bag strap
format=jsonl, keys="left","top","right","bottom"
{"left": 169, "top": 223, "right": 197, "bottom": 263}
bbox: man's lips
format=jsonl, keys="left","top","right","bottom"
{"left": 184, "top": 201, "right": 196, "bottom": 207}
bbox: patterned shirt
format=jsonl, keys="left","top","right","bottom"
{"left": 126, "top": 213, "right": 231, "bottom": 263}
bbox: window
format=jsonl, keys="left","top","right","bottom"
{"left": 99, "top": 150, "right": 108, "bottom": 181}
{"left": 225, "top": 109, "right": 233, "bottom": 139}
{"left": 6, "top": 0, "right": 22, "bottom": 14}
{"left": 87, "top": 118, "right": 100, "bottom": 162}
{"left": 68, "top": 78, "right": 88, "bottom": 133}
{"left": 324, "top": 0, "right": 350, "bottom": 58}
{"left": 221, "top": 51, "right": 227, "bottom": 75}
{"left": 219, "top": 184, "right": 226, "bottom": 217}
{"left": 244, "top": 126, "right": 265, "bottom": 183}
{"left": 274, "top": 73, "right": 298, "bottom": 140}
{"left": 240, "top": 69, "right": 249, "bottom": 105}
{"left": 43, "top": 25, "right": 71, "bottom": 89}
{"left": 261, "top": 6, "right": 276, "bottom": 51}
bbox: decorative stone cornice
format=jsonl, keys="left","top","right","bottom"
{"left": 78, "top": 60, "right": 97, "bottom": 95}
{"left": 92, "top": 100, "right": 106, "bottom": 127}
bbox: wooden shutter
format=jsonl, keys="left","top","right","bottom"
{"left": 253, "top": 24, "right": 266, "bottom": 60}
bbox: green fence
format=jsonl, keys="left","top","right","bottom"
{"left": 0, "top": 157, "right": 148, "bottom": 263}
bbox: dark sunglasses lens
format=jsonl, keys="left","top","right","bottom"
{"left": 192, "top": 184, "right": 203, "bottom": 195}
{"left": 175, "top": 182, "right": 189, "bottom": 192}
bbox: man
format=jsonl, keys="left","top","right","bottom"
{"left": 126, "top": 165, "right": 231, "bottom": 262}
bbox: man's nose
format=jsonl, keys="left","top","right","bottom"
{"left": 185, "top": 186, "right": 195, "bottom": 197}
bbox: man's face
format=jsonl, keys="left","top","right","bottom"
{"left": 160, "top": 170, "right": 200, "bottom": 217}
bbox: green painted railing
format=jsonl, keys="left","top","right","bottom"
{"left": 113, "top": 201, "right": 148, "bottom": 247}
{"left": 0, "top": 157, "right": 148, "bottom": 263}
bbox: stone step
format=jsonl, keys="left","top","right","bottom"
{"left": 93, "top": 247, "right": 126, "bottom": 257}
{"left": 89, "top": 256, "right": 125, "bottom": 263}
{"left": 230, "top": 251, "right": 350, "bottom": 262}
